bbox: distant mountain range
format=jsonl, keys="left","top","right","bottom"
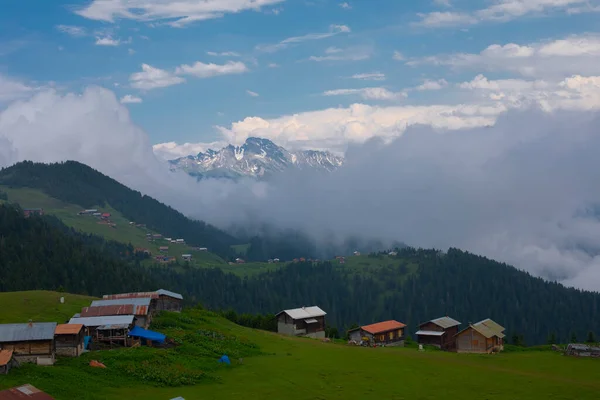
{"left": 168, "top": 137, "right": 344, "bottom": 180}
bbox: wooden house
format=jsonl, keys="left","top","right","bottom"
{"left": 0, "top": 350, "right": 17, "bottom": 375}
{"left": 0, "top": 384, "right": 55, "bottom": 399}
{"left": 89, "top": 298, "right": 153, "bottom": 328}
{"left": 348, "top": 320, "right": 406, "bottom": 346}
{"left": 0, "top": 322, "right": 56, "bottom": 365}
{"left": 181, "top": 254, "right": 192, "bottom": 261}
{"left": 415, "top": 316, "right": 461, "bottom": 350}
{"left": 68, "top": 315, "right": 135, "bottom": 347}
{"left": 102, "top": 289, "right": 183, "bottom": 313}
{"left": 54, "top": 324, "right": 84, "bottom": 357}
{"left": 455, "top": 318, "right": 505, "bottom": 353}
{"left": 159, "top": 246, "right": 169, "bottom": 253}
{"left": 565, "top": 343, "right": 600, "bottom": 358}
{"left": 23, "top": 208, "right": 44, "bottom": 218}
{"left": 276, "top": 306, "right": 327, "bottom": 339}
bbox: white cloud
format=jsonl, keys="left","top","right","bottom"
{"left": 56, "top": 25, "right": 87, "bottom": 37}
{"left": 175, "top": 61, "right": 248, "bottom": 78}
{"left": 416, "top": 79, "right": 448, "bottom": 91}
{"left": 351, "top": 72, "right": 386, "bottom": 81}
{"left": 268, "top": 63, "right": 280, "bottom": 68}
{"left": 309, "top": 46, "right": 371, "bottom": 62}
{"left": 256, "top": 24, "right": 351, "bottom": 53}
{"left": 206, "top": 51, "right": 241, "bottom": 57}
{"left": 392, "top": 51, "right": 405, "bottom": 61}
{"left": 0, "top": 74, "right": 35, "bottom": 102}
{"left": 95, "top": 36, "right": 121, "bottom": 46}
{"left": 433, "top": 0, "right": 452, "bottom": 7}
{"left": 323, "top": 87, "right": 406, "bottom": 101}
{"left": 415, "top": 0, "right": 598, "bottom": 28}
{"left": 130, "top": 64, "right": 186, "bottom": 90}
{"left": 153, "top": 140, "right": 228, "bottom": 159}
{"left": 120, "top": 94, "right": 143, "bottom": 103}
{"left": 246, "top": 90, "right": 260, "bottom": 97}
{"left": 339, "top": 2, "right": 352, "bottom": 9}
{"left": 75, "top": 0, "right": 286, "bottom": 27}
{"left": 408, "top": 34, "right": 600, "bottom": 78}
{"left": 128, "top": 48, "right": 136, "bottom": 55}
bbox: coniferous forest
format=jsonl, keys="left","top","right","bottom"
{"left": 0, "top": 202, "right": 598, "bottom": 345}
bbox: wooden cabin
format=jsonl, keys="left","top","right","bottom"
{"left": 455, "top": 319, "right": 505, "bottom": 353}
{"left": 276, "top": 306, "right": 327, "bottom": 339}
{"left": 348, "top": 320, "right": 406, "bottom": 346}
{"left": 416, "top": 316, "right": 461, "bottom": 350}
{"left": 0, "top": 350, "right": 17, "bottom": 375}
{"left": 0, "top": 322, "right": 56, "bottom": 365}
{"left": 0, "top": 384, "right": 55, "bottom": 399}
{"left": 69, "top": 315, "right": 135, "bottom": 347}
{"left": 54, "top": 324, "right": 84, "bottom": 357}
{"left": 89, "top": 298, "right": 152, "bottom": 328}
{"left": 101, "top": 289, "right": 183, "bottom": 313}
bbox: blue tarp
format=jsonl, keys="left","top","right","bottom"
{"left": 218, "top": 355, "right": 231, "bottom": 365}
{"left": 128, "top": 326, "right": 166, "bottom": 343}
{"left": 84, "top": 335, "right": 91, "bottom": 349}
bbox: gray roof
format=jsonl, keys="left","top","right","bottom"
{"left": 276, "top": 306, "right": 327, "bottom": 320}
{"left": 415, "top": 330, "right": 445, "bottom": 336}
{"left": 156, "top": 289, "right": 183, "bottom": 300}
{"left": 97, "top": 324, "right": 131, "bottom": 330}
{"left": 430, "top": 316, "right": 461, "bottom": 329}
{"left": 0, "top": 322, "right": 57, "bottom": 342}
{"left": 91, "top": 298, "right": 152, "bottom": 307}
{"left": 460, "top": 318, "right": 506, "bottom": 339}
{"left": 69, "top": 315, "right": 134, "bottom": 327}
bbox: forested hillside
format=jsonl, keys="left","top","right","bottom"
{"left": 1, "top": 200, "right": 598, "bottom": 345}
{"left": 0, "top": 161, "right": 237, "bottom": 258}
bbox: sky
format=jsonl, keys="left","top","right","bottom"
{"left": 3, "top": 1, "right": 600, "bottom": 291}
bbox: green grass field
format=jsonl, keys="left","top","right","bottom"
{"left": 0, "top": 291, "right": 96, "bottom": 324}
{"left": 1, "top": 291, "right": 598, "bottom": 399}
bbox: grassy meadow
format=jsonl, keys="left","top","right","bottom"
{"left": 0, "top": 291, "right": 96, "bottom": 324}
{"left": 0, "top": 291, "right": 598, "bottom": 400}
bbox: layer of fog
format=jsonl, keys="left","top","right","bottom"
{"left": 2, "top": 86, "right": 600, "bottom": 291}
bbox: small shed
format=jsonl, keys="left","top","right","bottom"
{"left": 455, "top": 318, "right": 505, "bottom": 353}
{"left": 565, "top": 343, "right": 600, "bottom": 357}
{"left": 0, "top": 322, "right": 56, "bottom": 365}
{"left": 416, "top": 316, "right": 461, "bottom": 350}
{"left": 54, "top": 324, "right": 84, "bottom": 357}
{"left": 0, "top": 384, "right": 54, "bottom": 399}
{"left": 276, "top": 306, "right": 327, "bottom": 339}
{"left": 0, "top": 350, "right": 17, "bottom": 374}
{"left": 69, "top": 315, "right": 135, "bottom": 347}
{"left": 348, "top": 320, "right": 406, "bottom": 346}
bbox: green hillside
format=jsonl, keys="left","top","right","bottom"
{"left": 0, "top": 291, "right": 96, "bottom": 324}
{"left": 0, "top": 291, "right": 599, "bottom": 400}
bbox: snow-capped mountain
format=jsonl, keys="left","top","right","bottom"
{"left": 168, "top": 137, "right": 344, "bottom": 180}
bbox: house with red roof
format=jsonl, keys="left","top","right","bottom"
{"left": 348, "top": 320, "right": 407, "bottom": 346}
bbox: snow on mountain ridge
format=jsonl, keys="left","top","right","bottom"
{"left": 168, "top": 137, "right": 344, "bottom": 180}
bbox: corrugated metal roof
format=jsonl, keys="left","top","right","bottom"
{"left": 415, "top": 330, "right": 445, "bottom": 337}
{"left": 97, "top": 324, "right": 131, "bottom": 330}
{"left": 69, "top": 315, "right": 134, "bottom": 327}
{"left": 474, "top": 319, "right": 505, "bottom": 339}
{"left": 103, "top": 292, "right": 159, "bottom": 300}
{"left": 156, "top": 289, "right": 184, "bottom": 300}
{"left": 277, "top": 306, "right": 326, "bottom": 320}
{"left": 0, "top": 350, "right": 14, "bottom": 366}
{"left": 91, "top": 297, "right": 152, "bottom": 308}
{"left": 80, "top": 305, "right": 134, "bottom": 317}
{"left": 361, "top": 320, "right": 406, "bottom": 335}
{"left": 54, "top": 324, "right": 83, "bottom": 335}
{"left": 0, "top": 385, "right": 54, "bottom": 399}
{"left": 0, "top": 323, "right": 57, "bottom": 343}
{"left": 429, "top": 316, "right": 461, "bottom": 329}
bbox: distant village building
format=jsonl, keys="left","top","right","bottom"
{"left": 565, "top": 343, "right": 600, "bottom": 358}
{"left": 54, "top": 324, "right": 84, "bottom": 357}
{"left": 176, "top": 239, "right": 185, "bottom": 244}
{"left": 159, "top": 246, "right": 169, "bottom": 253}
{"left": 0, "top": 384, "right": 55, "bottom": 399}
{"left": 235, "top": 258, "right": 245, "bottom": 264}
{"left": 388, "top": 251, "right": 398, "bottom": 256}
{"left": 101, "top": 213, "right": 111, "bottom": 219}
{"left": 23, "top": 208, "right": 44, "bottom": 218}
{"left": 415, "top": 316, "right": 461, "bottom": 350}
{"left": 276, "top": 306, "right": 327, "bottom": 339}
{"left": 90, "top": 297, "right": 153, "bottom": 328}
{"left": 267, "top": 259, "right": 274, "bottom": 264}
{"left": 165, "top": 238, "right": 172, "bottom": 242}
{"left": 79, "top": 209, "right": 97, "bottom": 215}
{"left": 0, "top": 350, "right": 17, "bottom": 375}
{"left": 152, "top": 234, "right": 162, "bottom": 239}
{"left": 0, "top": 322, "right": 57, "bottom": 365}
{"left": 181, "top": 254, "right": 192, "bottom": 262}
{"left": 92, "top": 212, "right": 102, "bottom": 217}
{"left": 348, "top": 320, "right": 406, "bottom": 346}
{"left": 273, "top": 258, "right": 280, "bottom": 263}
{"left": 455, "top": 319, "right": 505, "bottom": 353}
{"left": 353, "top": 251, "right": 361, "bottom": 256}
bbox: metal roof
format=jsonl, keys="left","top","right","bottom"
{"left": 91, "top": 297, "right": 152, "bottom": 308}
{"left": 0, "top": 350, "right": 14, "bottom": 366}
{"left": 276, "top": 306, "right": 326, "bottom": 320}
{"left": 97, "top": 324, "right": 131, "bottom": 330}
{"left": 0, "top": 323, "right": 57, "bottom": 343}
{"left": 156, "top": 289, "right": 184, "bottom": 300}
{"left": 0, "top": 385, "right": 54, "bottom": 399}
{"left": 81, "top": 305, "right": 134, "bottom": 317}
{"left": 429, "top": 316, "right": 461, "bottom": 329}
{"left": 54, "top": 324, "right": 83, "bottom": 335}
{"left": 474, "top": 319, "right": 505, "bottom": 339}
{"left": 69, "top": 315, "right": 134, "bottom": 327}
{"left": 304, "top": 318, "right": 318, "bottom": 324}
{"left": 103, "top": 292, "right": 159, "bottom": 300}
{"left": 361, "top": 320, "right": 406, "bottom": 335}
{"left": 415, "top": 330, "right": 445, "bottom": 337}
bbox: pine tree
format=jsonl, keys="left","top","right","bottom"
{"left": 587, "top": 331, "right": 596, "bottom": 343}
{"left": 547, "top": 332, "right": 557, "bottom": 345}
{"left": 570, "top": 332, "right": 577, "bottom": 343}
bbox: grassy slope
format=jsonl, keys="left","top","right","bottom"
{"left": 0, "top": 291, "right": 96, "bottom": 324}
{"left": 0, "top": 186, "right": 227, "bottom": 269}
{"left": 1, "top": 292, "right": 599, "bottom": 400}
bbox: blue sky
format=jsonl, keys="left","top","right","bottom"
{"left": 2, "top": 0, "right": 600, "bottom": 156}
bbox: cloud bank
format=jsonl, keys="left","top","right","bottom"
{"left": 2, "top": 86, "right": 600, "bottom": 291}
